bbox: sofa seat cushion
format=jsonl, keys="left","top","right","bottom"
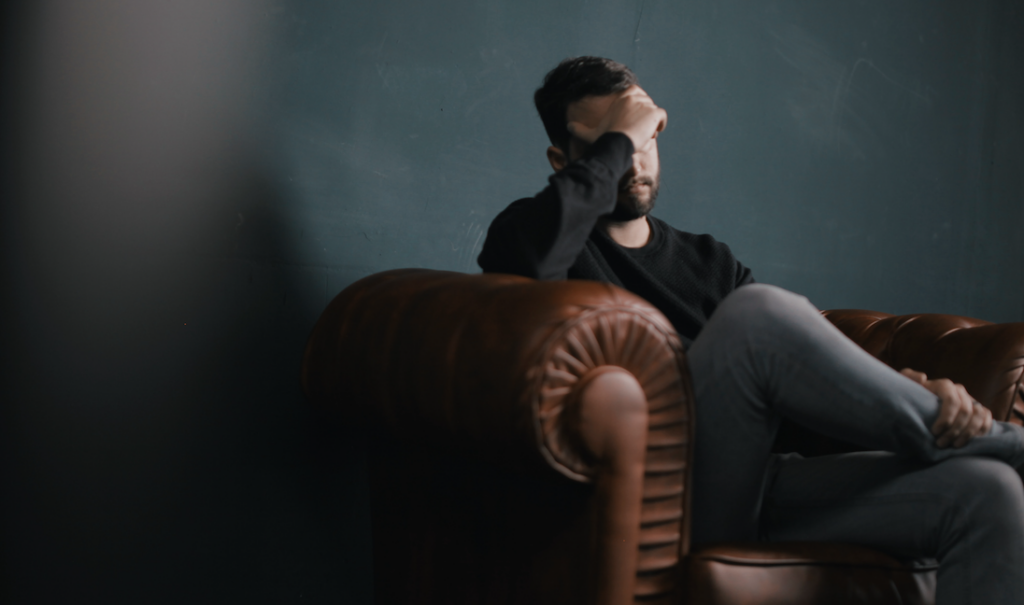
{"left": 683, "top": 542, "right": 937, "bottom": 605}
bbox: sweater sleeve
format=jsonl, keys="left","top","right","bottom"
{"left": 735, "top": 259, "right": 755, "bottom": 287}
{"left": 477, "top": 133, "right": 634, "bottom": 280}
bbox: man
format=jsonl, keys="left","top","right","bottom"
{"left": 478, "top": 56, "right": 1024, "bottom": 603}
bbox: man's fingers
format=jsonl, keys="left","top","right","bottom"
{"left": 900, "top": 368, "right": 927, "bottom": 385}
{"left": 620, "top": 85, "right": 652, "bottom": 102}
{"left": 937, "top": 384, "right": 974, "bottom": 448}
{"left": 637, "top": 114, "right": 667, "bottom": 153}
{"left": 938, "top": 391, "right": 972, "bottom": 447}
{"left": 931, "top": 379, "right": 971, "bottom": 446}
{"left": 596, "top": 87, "right": 667, "bottom": 151}
{"left": 953, "top": 403, "right": 992, "bottom": 448}
{"left": 929, "top": 379, "right": 958, "bottom": 435}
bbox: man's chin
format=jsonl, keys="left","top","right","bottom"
{"left": 607, "top": 192, "right": 654, "bottom": 222}
{"left": 607, "top": 200, "right": 652, "bottom": 222}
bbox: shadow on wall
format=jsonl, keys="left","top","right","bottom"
{"left": 2, "top": 1, "right": 370, "bottom": 603}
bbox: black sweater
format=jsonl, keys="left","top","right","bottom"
{"left": 477, "top": 132, "right": 754, "bottom": 347}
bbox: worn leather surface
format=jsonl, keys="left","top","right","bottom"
{"left": 302, "top": 269, "right": 692, "bottom": 604}
{"left": 684, "top": 543, "right": 937, "bottom": 605}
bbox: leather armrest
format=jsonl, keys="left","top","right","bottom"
{"left": 301, "top": 269, "right": 693, "bottom": 483}
{"left": 823, "top": 310, "right": 1024, "bottom": 421}
{"left": 315, "top": 270, "right": 697, "bottom": 603}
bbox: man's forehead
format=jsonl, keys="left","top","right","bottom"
{"left": 566, "top": 93, "right": 619, "bottom": 126}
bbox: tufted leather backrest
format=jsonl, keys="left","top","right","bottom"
{"left": 823, "top": 310, "right": 1024, "bottom": 421}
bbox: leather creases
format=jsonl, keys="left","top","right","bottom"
{"left": 527, "top": 308, "right": 693, "bottom": 603}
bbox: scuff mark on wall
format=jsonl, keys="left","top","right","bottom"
{"left": 631, "top": 0, "right": 646, "bottom": 67}
{"left": 633, "top": 0, "right": 645, "bottom": 44}
{"left": 771, "top": 24, "right": 934, "bottom": 159}
{"left": 449, "top": 212, "right": 486, "bottom": 273}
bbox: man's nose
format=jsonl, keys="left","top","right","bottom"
{"left": 630, "top": 153, "right": 644, "bottom": 175}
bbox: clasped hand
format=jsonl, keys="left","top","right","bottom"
{"left": 900, "top": 368, "right": 993, "bottom": 448}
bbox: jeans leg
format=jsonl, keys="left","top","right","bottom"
{"left": 763, "top": 452, "right": 1024, "bottom": 605}
{"left": 687, "top": 283, "right": 1024, "bottom": 544}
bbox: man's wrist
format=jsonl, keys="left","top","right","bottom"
{"left": 580, "top": 132, "right": 634, "bottom": 178}
{"left": 594, "top": 131, "right": 635, "bottom": 156}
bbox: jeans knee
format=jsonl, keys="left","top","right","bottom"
{"left": 942, "top": 457, "right": 1024, "bottom": 530}
{"left": 711, "top": 284, "right": 815, "bottom": 338}
{"left": 726, "top": 283, "right": 801, "bottom": 306}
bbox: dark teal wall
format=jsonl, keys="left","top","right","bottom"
{"left": 3, "top": 1, "right": 1022, "bottom": 603}
{"left": 266, "top": 0, "right": 1024, "bottom": 320}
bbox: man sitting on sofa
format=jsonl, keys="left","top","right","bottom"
{"left": 478, "top": 56, "right": 1024, "bottom": 603}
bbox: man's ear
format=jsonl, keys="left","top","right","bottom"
{"left": 546, "top": 146, "right": 569, "bottom": 172}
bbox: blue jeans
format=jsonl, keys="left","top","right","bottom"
{"left": 687, "top": 284, "right": 1024, "bottom": 605}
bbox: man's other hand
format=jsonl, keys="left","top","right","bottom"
{"left": 900, "top": 368, "right": 993, "bottom": 448}
{"left": 567, "top": 85, "right": 667, "bottom": 152}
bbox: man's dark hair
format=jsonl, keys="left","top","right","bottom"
{"left": 534, "top": 57, "right": 638, "bottom": 152}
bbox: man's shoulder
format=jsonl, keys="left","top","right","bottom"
{"left": 489, "top": 196, "right": 538, "bottom": 224}
{"left": 500, "top": 196, "right": 536, "bottom": 211}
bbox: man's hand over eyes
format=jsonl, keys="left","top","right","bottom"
{"left": 567, "top": 85, "right": 667, "bottom": 153}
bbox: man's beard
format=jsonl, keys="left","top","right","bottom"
{"left": 607, "top": 172, "right": 660, "bottom": 222}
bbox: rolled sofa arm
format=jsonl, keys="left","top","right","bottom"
{"left": 302, "top": 268, "right": 692, "bottom": 478}
{"left": 823, "top": 310, "right": 1024, "bottom": 421}
{"left": 302, "top": 269, "right": 696, "bottom": 602}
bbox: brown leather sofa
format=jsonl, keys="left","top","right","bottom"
{"left": 301, "top": 269, "right": 1024, "bottom": 605}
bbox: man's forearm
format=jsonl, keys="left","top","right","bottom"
{"left": 477, "top": 133, "right": 634, "bottom": 279}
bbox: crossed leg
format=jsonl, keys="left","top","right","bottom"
{"left": 686, "top": 284, "right": 1024, "bottom": 603}
{"left": 764, "top": 452, "right": 1024, "bottom": 604}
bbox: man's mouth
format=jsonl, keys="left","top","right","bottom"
{"left": 620, "top": 177, "right": 653, "bottom": 192}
